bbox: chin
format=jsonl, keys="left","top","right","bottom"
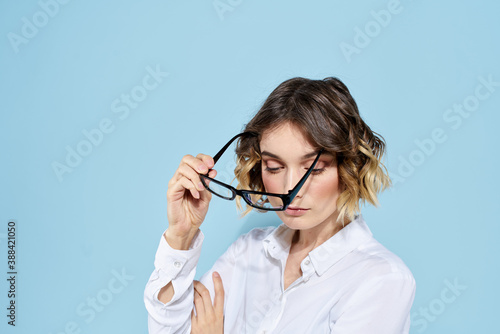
{"left": 277, "top": 214, "right": 311, "bottom": 230}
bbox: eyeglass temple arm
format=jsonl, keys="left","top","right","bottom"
{"left": 285, "top": 149, "right": 325, "bottom": 204}
{"left": 212, "top": 132, "right": 258, "bottom": 164}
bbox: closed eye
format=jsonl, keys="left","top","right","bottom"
{"left": 265, "top": 167, "right": 282, "bottom": 174}
{"left": 308, "top": 167, "right": 326, "bottom": 175}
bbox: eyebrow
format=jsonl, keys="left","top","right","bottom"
{"left": 261, "top": 150, "right": 320, "bottom": 160}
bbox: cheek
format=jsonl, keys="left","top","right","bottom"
{"left": 262, "top": 175, "right": 281, "bottom": 193}
{"left": 311, "top": 173, "right": 341, "bottom": 201}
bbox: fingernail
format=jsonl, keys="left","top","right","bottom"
{"left": 213, "top": 271, "right": 220, "bottom": 278}
{"left": 198, "top": 165, "right": 206, "bottom": 173}
{"left": 198, "top": 182, "right": 204, "bottom": 190}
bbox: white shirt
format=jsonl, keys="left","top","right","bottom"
{"left": 144, "top": 215, "right": 416, "bottom": 333}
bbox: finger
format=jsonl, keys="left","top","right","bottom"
{"left": 175, "top": 154, "right": 216, "bottom": 181}
{"left": 174, "top": 159, "right": 203, "bottom": 183}
{"left": 168, "top": 176, "right": 200, "bottom": 200}
{"left": 193, "top": 282, "right": 205, "bottom": 319}
{"left": 200, "top": 169, "right": 218, "bottom": 189}
{"left": 198, "top": 180, "right": 213, "bottom": 202}
{"left": 180, "top": 154, "right": 212, "bottom": 175}
{"left": 213, "top": 271, "right": 225, "bottom": 316}
{"left": 208, "top": 169, "right": 217, "bottom": 179}
{"left": 176, "top": 164, "right": 206, "bottom": 192}
{"left": 193, "top": 280, "right": 215, "bottom": 319}
{"left": 196, "top": 153, "right": 215, "bottom": 170}
{"left": 191, "top": 308, "right": 197, "bottom": 328}
{"left": 193, "top": 294, "right": 204, "bottom": 321}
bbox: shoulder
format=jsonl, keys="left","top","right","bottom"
{"left": 352, "top": 237, "right": 415, "bottom": 285}
{"left": 341, "top": 215, "right": 414, "bottom": 282}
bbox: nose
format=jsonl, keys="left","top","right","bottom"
{"left": 285, "top": 168, "right": 305, "bottom": 195}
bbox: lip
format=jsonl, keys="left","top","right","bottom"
{"left": 284, "top": 206, "right": 310, "bottom": 216}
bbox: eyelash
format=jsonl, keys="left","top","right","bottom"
{"left": 264, "top": 167, "right": 326, "bottom": 175}
{"left": 311, "top": 168, "right": 326, "bottom": 175}
{"left": 264, "top": 167, "right": 281, "bottom": 174}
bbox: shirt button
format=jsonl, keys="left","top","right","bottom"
{"left": 174, "top": 261, "right": 182, "bottom": 268}
{"left": 304, "top": 259, "right": 310, "bottom": 265}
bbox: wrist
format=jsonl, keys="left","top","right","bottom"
{"left": 164, "top": 228, "right": 199, "bottom": 250}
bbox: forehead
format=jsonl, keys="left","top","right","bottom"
{"left": 259, "top": 122, "right": 316, "bottom": 156}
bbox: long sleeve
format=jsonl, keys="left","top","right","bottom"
{"left": 144, "top": 229, "right": 242, "bottom": 334}
{"left": 144, "top": 230, "right": 204, "bottom": 334}
{"left": 144, "top": 217, "right": 415, "bottom": 333}
{"left": 330, "top": 271, "right": 416, "bottom": 334}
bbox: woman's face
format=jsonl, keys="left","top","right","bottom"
{"left": 260, "top": 122, "right": 343, "bottom": 231}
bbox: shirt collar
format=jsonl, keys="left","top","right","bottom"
{"left": 263, "top": 224, "right": 295, "bottom": 259}
{"left": 263, "top": 215, "right": 373, "bottom": 276}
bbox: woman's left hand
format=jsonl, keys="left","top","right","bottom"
{"left": 191, "top": 272, "right": 225, "bottom": 334}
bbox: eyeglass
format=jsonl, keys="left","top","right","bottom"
{"left": 199, "top": 132, "right": 324, "bottom": 211}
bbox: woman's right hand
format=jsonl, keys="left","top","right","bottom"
{"left": 164, "top": 153, "right": 217, "bottom": 250}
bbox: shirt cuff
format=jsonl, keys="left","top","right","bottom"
{"left": 153, "top": 229, "right": 204, "bottom": 280}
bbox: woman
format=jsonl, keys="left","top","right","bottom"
{"left": 144, "top": 77, "right": 415, "bottom": 333}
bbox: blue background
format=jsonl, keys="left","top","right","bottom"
{"left": 1, "top": 0, "right": 499, "bottom": 333}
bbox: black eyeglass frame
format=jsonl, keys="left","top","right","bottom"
{"left": 199, "top": 132, "right": 324, "bottom": 211}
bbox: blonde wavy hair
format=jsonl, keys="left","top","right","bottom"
{"left": 234, "top": 77, "right": 391, "bottom": 224}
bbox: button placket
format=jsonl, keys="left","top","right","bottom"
{"left": 301, "top": 257, "right": 314, "bottom": 283}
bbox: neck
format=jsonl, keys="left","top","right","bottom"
{"left": 292, "top": 212, "right": 351, "bottom": 252}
